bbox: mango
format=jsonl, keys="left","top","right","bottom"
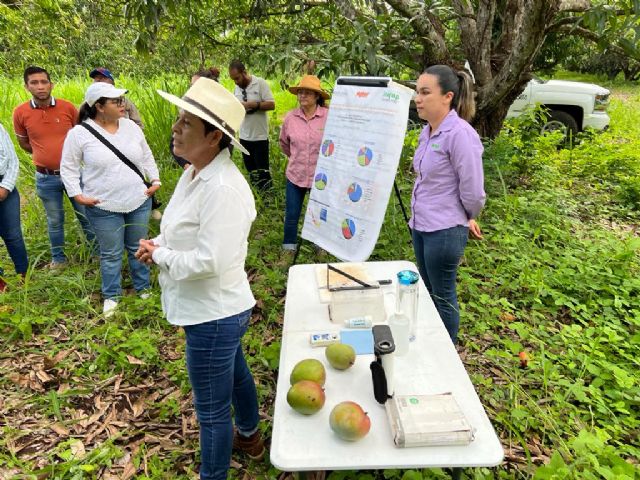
{"left": 329, "top": 401, "right": 371, "bottom": 441}
{"left": 325, "top": 343, "right": 356, "bottom": 370}
{"left": 290, "top": 358, "right": 326, "bottom": 386}
{"left": 287, "top": 380, "right": 326, "bottom": 415}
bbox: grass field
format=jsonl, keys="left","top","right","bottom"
{"left": 0, "top": 73, "right": 639, "bottom": 480}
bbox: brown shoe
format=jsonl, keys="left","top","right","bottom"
{"left": 233, "top": 429, "right": 265, "bottom": 461}
{"left": 0, "top": 277, "right": 7, "bottom": 293}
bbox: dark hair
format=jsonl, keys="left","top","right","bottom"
{"left": 78, "top": 98, "right": 108, "bottom": 122}
{"left": 423, "top": 65, "right": 476, "bottom": 122}
{"left": 228, "top": 59, "right": 246, "bottom": 73}
{"left": 316, "top": 96, "right": 325, "bottom": 107}
{"left": 194, "top": 67, "right": 220, "bottom": 82}
{"left": 24, "top": 66, "right": 50, "bottom": 84}
{"left": 202, "top": 119, "right": 233, "bottom": 152}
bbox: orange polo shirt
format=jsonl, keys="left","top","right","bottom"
{"left": 13, "top": 97, "right": 78, "bottom": 170}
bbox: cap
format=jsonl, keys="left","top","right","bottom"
{"left": 84, "top": 82, "right": 128, "bottom": 107}
{"left": 89, "top": 67, "right": 114, "bottom": 82}
{"left": 397, "top": 270, "right": 419, "bottom": 285}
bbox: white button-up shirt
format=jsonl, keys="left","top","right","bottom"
{"left": 61, "top": 118, "right": 159, "bottom": 213}
{"left": 0, "top": 124, "right": 19, "bottom": 191}
{"left": 151, "top": 148, "right": 256, "bottom": 326}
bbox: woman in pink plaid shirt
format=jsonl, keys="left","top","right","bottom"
{"left": 279, "top": 75, "right": 330, "bottom": 251}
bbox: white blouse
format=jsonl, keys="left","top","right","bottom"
{"left": 151, "top": 149, "right": 257, "bottom": 326}
{"left": 61, "top": 118, "right": 159, "bottom": 213}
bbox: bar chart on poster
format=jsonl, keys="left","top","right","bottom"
{"left": 301, "top": 76, "right": 413, "bottom": 262}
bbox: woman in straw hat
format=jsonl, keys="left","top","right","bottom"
{"left": 135, "top": 78, "right": 264, "bottom": 479}
{"left": 279, "top": 75, "right": 330, "bottom": 251}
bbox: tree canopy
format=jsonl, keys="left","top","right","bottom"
{"left": 1, "top": 0, "right": 639, "bottom": 136}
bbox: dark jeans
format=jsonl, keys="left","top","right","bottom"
{"left": 35, "top": 172, "right": 96, "bottom": 263}
{"left": 85, "top": 199, "right": 152, "bottom": 299}
{"left": 0, "top": 187, "right": 28, "bottom": 276}
{"left": 283, "top": 179, "right": 310, "bottom": 248}
{"left": 412, "top": 226, "right": 468, "bottom": 343}
{"left": 184, "top": 309, "right": 260, "bottom": 480}
{"left": 240, "top": 139, "right": 272, "bottom": 191}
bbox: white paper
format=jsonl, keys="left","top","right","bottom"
{"left": 301, "top": 78, "right": 413, "bottom": 261}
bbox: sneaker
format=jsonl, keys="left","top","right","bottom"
{"left": 233, "top": 429, "right": 265, "bottom": 461}
{"left": 103, "top": 299, "right": 118, "bottom": 317}
{"left": 47, "top": 261, "right": 67, "bottom": 270}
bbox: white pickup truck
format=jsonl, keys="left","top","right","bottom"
{"left": 506, "top": 78, "right": 611, "bottom": 136}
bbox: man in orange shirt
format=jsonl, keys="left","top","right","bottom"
{"left": 13, "top": 66, "right": 95, "bottom": 268}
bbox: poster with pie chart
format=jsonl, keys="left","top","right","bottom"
{"left": 301, "top": 76, "right": 413, "bottom": 261}
{"left": 357, "top": 146, "right": 373, "bottom": 166}
{"left": 315, "top": 172, "right": 328, "bottom": 190}
{"left": 321, "top": 139, "right": 335, "bottom": 157}
{"left": 347, "top": 182, "right": 363, "bottom": 202}
{"left": 341, "top": 219, "right": 356, "bottom": 239}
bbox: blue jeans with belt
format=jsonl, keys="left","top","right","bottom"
{"left": 283, "top": 179, "right": 310, "bottom": 249}
{"left": 35, "top": 172, "right": 96, "bottom": 263}
{"left": 412, "top": 226, "right": 469, "bottom": 343}
{"left": 85, "top": 198, "right": 151, "bottom": 299}
{"left": 184, "top": 309, "right": 260, "bottom": 480}
{"left": 0, "top": 187, "right": 29, "bottom": 276}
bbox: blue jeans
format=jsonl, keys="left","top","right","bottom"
{"left": 184, "top": 309, "right": 260, "bottom": 480}
{"left": 85, "top": 198, "right": 151, "bottom": 299}
{"left": 412, "top": 226, "right": 468, "bottom": 343}
{"left": 35, "top": 172, "right": 95, "bottom": 263}
{"left": 283, "top": 179, "right": 310, "bottom": 248}
{"left": 0, "top": 188, "right": 29, "bottom": 276}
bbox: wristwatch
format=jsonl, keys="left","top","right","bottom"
{"left": 151, "top": 180, "right": 162, "bottom": 186}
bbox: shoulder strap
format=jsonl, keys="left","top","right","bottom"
{"left": 80, "top": 122, "right": 146, "bottom": 184}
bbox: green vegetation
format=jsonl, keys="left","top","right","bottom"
{"left": 1, "top": 73, "right": 639, "bottom": 479}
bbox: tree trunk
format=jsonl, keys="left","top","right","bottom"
{"left": 471, "top": 0, "right": 560, "bottom": 138}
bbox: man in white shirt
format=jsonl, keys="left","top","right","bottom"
{"left": 228, "top": 59, "right": 275, "bottom": 192}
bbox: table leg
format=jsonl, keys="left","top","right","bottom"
{"left": 293, "top": 471, "right": 326, "bottom": 480}
{"left": 449, "top": 467, "right": 463, "bottom": 480}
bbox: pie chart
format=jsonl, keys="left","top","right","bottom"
{"left": 321, "top": 139, "right": 335, "bottom": 157}
{"left": 342, "top": 219, "right": 356, "bottom": 239}
{"left": 347, "top": 182, "right": 363, "bottom": 202}
{"left": 357, "top": 146, "right": 373, "bottom": 166}
{"left": 315, "top": 172, "right": 328, "bottom": 190}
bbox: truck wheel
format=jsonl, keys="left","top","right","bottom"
{"left": 542, "top": 110, "right": 579, "bottom": 142}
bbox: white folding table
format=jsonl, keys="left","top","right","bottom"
{"left": 270, "top": 261, "right": 503, "bottom": 476}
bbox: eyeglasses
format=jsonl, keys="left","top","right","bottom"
{"left": 107, "top": 97, "right": 125, "bottom": 106}
{"left": 242, "top": 89, "right": 247, "bottom": 102}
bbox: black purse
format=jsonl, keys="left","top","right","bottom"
{"left": 80, "top": 122, "right": 162, "bottom": 209}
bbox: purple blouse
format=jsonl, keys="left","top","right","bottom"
{"left": 410, "top": 109, "right": 486, "bottom": 232}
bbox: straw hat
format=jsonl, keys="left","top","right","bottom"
{"left": 157, "top": 77, "right": 249, "bottom": 155}
{"left": 288, "top": 75, "right": 330, "bottom": 100}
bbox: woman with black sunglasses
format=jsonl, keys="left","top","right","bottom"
{"left": 60, "top": 82, "right": 161, "bottom": 317}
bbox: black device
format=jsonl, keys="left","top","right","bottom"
{"left": 370, "top": 324, "right": 395, "bottom": 404}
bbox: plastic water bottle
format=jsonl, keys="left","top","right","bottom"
{"left": 388, "top": 309, "right": 410, "bottom": 356}
{"left": 397, "top": 270, "right": 419, "bottom": 341}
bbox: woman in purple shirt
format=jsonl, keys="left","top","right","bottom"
{"left": 279, "top": 75, "right": 330, "bottom": 251}
{"left": 411, "top": 65, "right": 486, "bottom": 343}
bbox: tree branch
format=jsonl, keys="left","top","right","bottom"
{"left": 558, "top": 0, "right": 591, "bottom": 12}
{"left": 384, "top": 0, "right": 449, "bottom": 64}
{"left": 555, "top": 24, "right": 638, "bottom": 59}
